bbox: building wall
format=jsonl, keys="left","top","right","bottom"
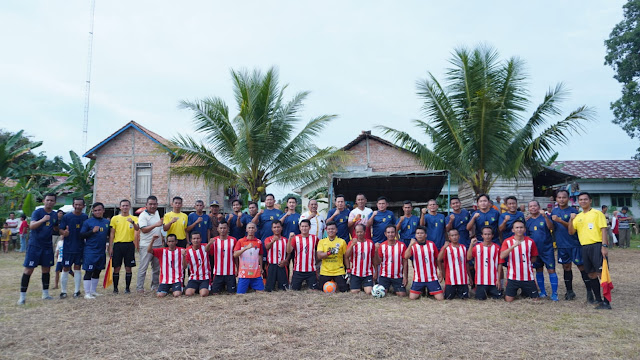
{"left": 458, "top": 176, "right": 534, "bottom": 208}
{"left": 345, "top": 138, "right": 425, "bottom": 172}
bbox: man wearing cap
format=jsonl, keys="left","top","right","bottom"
{"left": 209, "top": 200, "right": 225, "bottom": 238}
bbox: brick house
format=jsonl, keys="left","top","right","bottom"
{"left": 83, "top": 121, "right": 224, "bottom": 216}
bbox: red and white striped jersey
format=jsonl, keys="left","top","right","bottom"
{"left": 209, "top": 236, "right": 237, "bottom": 276}
{"left": 152, "top": 248, "right": 183, "bottom": 284}
{"left": 377, "top": 240, "right": 407, "bottom": 279}
{"left": 290, "top": 234, "right": 318, "bottom": 272}
{"left": 500, "top": 236, "right": 539, "bottom": 281}
{"left": 472, "top": 242, "right": 500, "bottom": 286}
{"left": 442, "top": 244, "right": 468, "bottom": 285}
{"left": 264, "top": 235, "right": 288, "bottom": 264}
{"left": 350, "top": 239, "right": 374, "bottom": 277}
{"left": 185, "top": 245, "right": 210, "bottom": 281}
{"left": 410, "top": 240, "right": 438, "bottom": 283}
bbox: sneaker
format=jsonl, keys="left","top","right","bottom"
{"left": 91, "top": 292, "right": 103, "bottom": 297}
{"left": 124, "top": 289, "right": 131, "bottom": 294}
{"left": 17, "top": 299, "right": 25, "bottom": 305}
{"left": 587, "top": 291, "right": 596, "bottom": 304}
{"left": 550, "top": 293, "right": 559, "bottom": 301}
{"left": 564, "top": 290, "right": 576, "bottom": 300}
{"left": 42, "top": 295, "right": 53, "bottom": 300}
{"left": 84, "top": 294, "right": 96, "bottom": 300}
{"left": 113, "top": 289, "right": 119, "bottom": 294}
{"left": 73, "top": 292, "right": 82, "bottom": 298}
{"left": 595, "top": 302, "right": 612, "bottom": 310}
{"left": 59, "top": 293, "right": 68, "bottom": 299}
{"left": 539, "top": 292, "right": 548, "bottom": 298}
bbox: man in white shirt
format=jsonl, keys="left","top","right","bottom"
{"left": 136, "top": 195, "right": 164, "bottom": 293}
{"left": 6, "top": 212, "right": 20, "bottom": 251}
{"left": 301, "top": 199, "right": 326, "bottom": 238}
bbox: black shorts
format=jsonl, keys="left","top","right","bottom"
{"left": 176, "top": 239, "right": 188, "bottom": 248}
{"left": 582, "top": 243, "right": 604, "bottom": 274}
{"left": 158, "top": 282, "right": 182, "bottom": 293}
{"left": 444, "top": 284, "right": 469, "bottom": 299}
{"left": 505, "top": 280, "right": 538, "bottom": 298}
{"left": 350, "top": 275, "right": 373, "bottom": 290}
{"left": 187, "top": 279, "right": 210, "bottom": 291}
{"left": 211, "top": 275, "right": 237, "bottom": 294}
{"left": 291, "top": 271, "right": 318, "bottom": 290}
{"left": 378, "top": 276, "right": 406, "bottom": 294}
{"left": 318, "top": 274, "right": 348, "bottom": 292}
{"left": 112, "top": 242, "right": 136, "bottom": 268}
{"left": 475, "top": 285, "right": 502, "bottom": 300}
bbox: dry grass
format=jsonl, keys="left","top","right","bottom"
{"left": 0, "top": 244, "right": 639, "bottom": 360}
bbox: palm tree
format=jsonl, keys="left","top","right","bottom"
{"left": 379, "top": 45, "right": 594, "bottom": 196}
{"left": 0, "top": 130, "right": 42, "bottom": 179}
{"left": 170, "top": 67, "right": 344, "bottom": 201}
{"left": 53, "top": 150, "right": 95, "bottom": 204}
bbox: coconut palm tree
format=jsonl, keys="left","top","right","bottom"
{"left": 53, "top": 150, "right": 95, "bottom": 204}
{"left": 379, "top": 45, "right": 594, "bottom": 195}
{"left": 170, "top": 67, "right": 344, "bottom": 201}
{"left": 0, "top": 130, "right": 42, "bottom": 179}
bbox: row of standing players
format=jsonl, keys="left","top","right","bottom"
{"left": 17, "top": 190, "right": 608, "bottom": 308}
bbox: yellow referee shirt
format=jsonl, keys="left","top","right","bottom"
{"left": 573, "top": 209, "right": 607, "bottom": 246}
{"left": 318, "top": 237, "right": 347, "bottom": 276}
{"left": 110, "top": 215, "right": 138, "bottom": 243}
{"left": 164, "top": 211, "right": 188, "bottom": 240}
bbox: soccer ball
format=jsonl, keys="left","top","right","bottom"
{"left": 323, "top": 281, "right": 337, "bottom": 293}
{"left": 371, "top": 284, "right": 386, "bottom": 298}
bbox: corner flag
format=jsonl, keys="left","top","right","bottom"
{"left": 601, "top": 258, "right": 613, "bottom": 302}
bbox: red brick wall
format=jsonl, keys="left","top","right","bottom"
{"left": 345, "top": 138, "right": 426, "bottom": 172}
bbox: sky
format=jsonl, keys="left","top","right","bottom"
{"left": 1, "top": 0, "right": 637, "bottom": 198}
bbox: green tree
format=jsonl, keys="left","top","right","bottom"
{"left": 53, "top": 150, "right": 95, "bottom": 205}
{"left": 0, "top": 130, "right": 42, "bottom": 179}
{"left": 379, "top": 46, "right": 593, "bottom": 196}
{"left": 170, "top": 67, "right": 344, "bottom": 201}
{"left": 605, "top": 0, "right": 640, "bottom": 156}
{"left": 279, "top": 193, "right": 302, "bottom": 213}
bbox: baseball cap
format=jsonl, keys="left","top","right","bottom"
{"left": 210, "top": 200, "right": 220, "bottom": 206}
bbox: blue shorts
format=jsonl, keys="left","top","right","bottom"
{"left": 83, "top": 253, "right": 106, "bottom": 271}
{"left": 410, "top": 280, "right": 443, "bottom": 295}
{"left": 350, "top": 275, "right": 374, "bottom": 290}
{"left": 533, "top": 247, "right": 555, "bottom": 269}
{"left": 158, "top": 282, "right": 182, "bottom": 293}
{"left": 237, "top": 277, "right": 265, "bottom": 294}
{"left": 62, "top": 252, "right": 83, "bottom": 267}
{"left": 378, "top": 276, "right": 406, "bottom": 294}
{"left": 55, "top": 261, "right": 64, "bottom": 272}
{"left": 23, "top": 246, "right": 54, "bottom": 268}
{"left": 187, "top": 279, "right": 210, "bottom": 291}
{"left": 557, "top": 247, "right": 583, "bottom": 266}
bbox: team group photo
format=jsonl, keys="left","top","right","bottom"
{"left": 2, "top": 1, "right": 640, "bottom": 359}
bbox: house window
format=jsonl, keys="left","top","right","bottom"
{"left": 590, "top": 194, "right": 600, "bottom": 208}
{"left": 611, "top": 194, "right": 632, "bottom": 208}
{"left": 135, "top": 163, "right": 152, "bottom": 203}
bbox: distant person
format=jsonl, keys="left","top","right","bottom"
{"left": 348, "top": 193, "right": 373, "bottom": 240}
{"left": 209, "top": 200, "right": 225, "bottom": 238}
{"left": 404, "top": 226, "right": 442, "bottom": 300}
{"left": 420, "top": 199, "right": 445, "bottom": 249}
{"left": 108, "top": 199, "right": 139, "bottom": 294}
{"left": 345, "top": 224, "right": 374, "bottom": 294}
{"left": 279, "top": 197, "right": 301, "bottom": 239}
{"left": 6, "top": 212, "right": 20, "bottom": 251}
{"left": 18, "top": 214, "right": 28, "bottom": 252}
{"left": 616, "top": 206, "right": 631, "bottom": 249}
{"left": 163, "top": 196, "right": 188, "bottom": 248}
{"left": 500, "top": 220, "right": 539, "bottom": 302}
{"left": 53, "top": 235, "right": 65, "bottom": 289}
{"left": 18, "top": 193, "right": 59, "bottom": 305}
{"left": 79, "top": 202, "right": 111, "bottom": 299}
{"left": 58, "top": 198, "right": 89, "bottom": 299}
{"left": 497, "top": 196, "right": 507, "bottom": 213}
{"left": 326, "top": 194, "right": 350, "bottom": 242}
{"left": 397, "top": 200, "right": 420, "bottom": 247}
{"left": 1, "top": 223, "right": 10, "bottom": 253}
{"left": 150, "top": 234, "right": 184, "bottom": 298}
{"left": 136, "top": 195, "right": 164, "bottom": 293}
{"left": 184, "top": 232, "right": 210, "bottom": 297}
{"left": 187, "top": 200, "right": 212, "bottom": 244}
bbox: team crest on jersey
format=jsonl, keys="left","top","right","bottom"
{"left": 491, "top": 217, "right": 495, "bottom": 222}
{"left": 534, "top": 226, "right": 538, "bottom": 231}
{"left": 76, "top": 224, "right": 80, "bottom": 228}
{"left": 440, "top": 219, "right": 444, "bottom": 223}
{"left": 382, "top": 218, "right": 386, "bottom": 222}
{"left": 539, "top": 221, "right": 544, "bottom": 226}
{"left": 270, "top": 216, "right": 274, "bottom": 220}
{"left": 564, "top": 214, "right": 568, "bottom": 219}
{"left": 339, "top": 219, "right": 343, "bottom": 222}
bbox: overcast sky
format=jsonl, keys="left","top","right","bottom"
{"left": 1, "top": 1, "right": 636, "bottom": 196}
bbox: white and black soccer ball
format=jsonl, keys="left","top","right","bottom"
{"left": 371, "top": 284, "right": 386, "bottom": 298}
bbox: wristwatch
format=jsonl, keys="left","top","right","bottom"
{"left": 602, "top": 244, "right": 608, "bottom": 248}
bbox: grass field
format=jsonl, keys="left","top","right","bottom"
{"left": 0, "top": 244, "right": 639, "bottom": 360}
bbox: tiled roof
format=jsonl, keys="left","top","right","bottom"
{"left": 343, "top": 130, "right": 413, "bottom": 154}
{"left": 552, "top": 160, "right": 640, "bottom": 179}
{"left": 83, "top": 120, "right": 173, "bottom": 159}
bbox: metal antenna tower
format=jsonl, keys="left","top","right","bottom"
{"left": 82, "top": 0, "right": 96, "bottom": 152}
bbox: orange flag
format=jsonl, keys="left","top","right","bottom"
{"left": 600, "top": 258, "right": 613, "bottom": 302}
{"left": 103, "top": 258, "right": 113, "bottom": 289}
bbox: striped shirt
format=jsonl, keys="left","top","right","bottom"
{"left": 185, "top": 246, "right": 210, "bottom": 281}
{"left": 291, "top": 234, "right": 318, "bottom": 272}
{"left": 410, "top": 240, "right": 438, "bottom": 283}
{"left": 153, "top": 248, "right": 183, "bottom": 284}
{"left": 472, "top": 242, "right": 500, "bottom": 286}
{"left": 500, "top": 237, "right": 538, "bottom": 281}
{"left": 378, "top": 240, "right": 407, "bottom": 279}
{"left": 443, "top": 244, "right": 468, "bottom": 285}
{"left": 209, "top": 236, "right": 237, "bottom": 276}
{"left": 264, "top": 235, "right": 288, "bottom": 264}
{"left": 350, "top": 239, "right": 374, "bottom": 277}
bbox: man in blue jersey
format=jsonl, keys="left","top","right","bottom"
{"left": 445, "top": 197, "right": 471, "bottom": 247}
{"left": 551, "top": 189, "right": 591, "bottom": 302}
{"left": 367, "top": 196, "right": 396, "bottom": 244}
{"left": 227, "top": 200, "right": 253, "bottom": 240}
{"left": 18, "top": 193, "right": 59, "bottom": 305}
{"left": 420, "top": 199, "right": 446, "bottom": 249}
{"left": 397, "top": 201, "right": 419, "bottom": 247}
{"left": 499, "top": 196, "right": 525, "bottom": 242}
{"left": 252, "top": 194, "right": 283, "bottom": 240}
{"left": 526, "top": 200, "right": 558, "bottom": 301}
{"left": 468, "top": 194, "right": 501, "bottom": 244}
{"left": 327, "top": 194, "right": 351, "bottom": 242}
{"left": 280, "top": 196, "right": 301, "bottom": 239}
{"left": 187, "top": 200, "right": 212, "bottom": 244}
{"left": 58, "top": 198, "right": 89, "bottom": 299}
{"left": 80, "top": 202, "right": 111, "bottom": 299}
